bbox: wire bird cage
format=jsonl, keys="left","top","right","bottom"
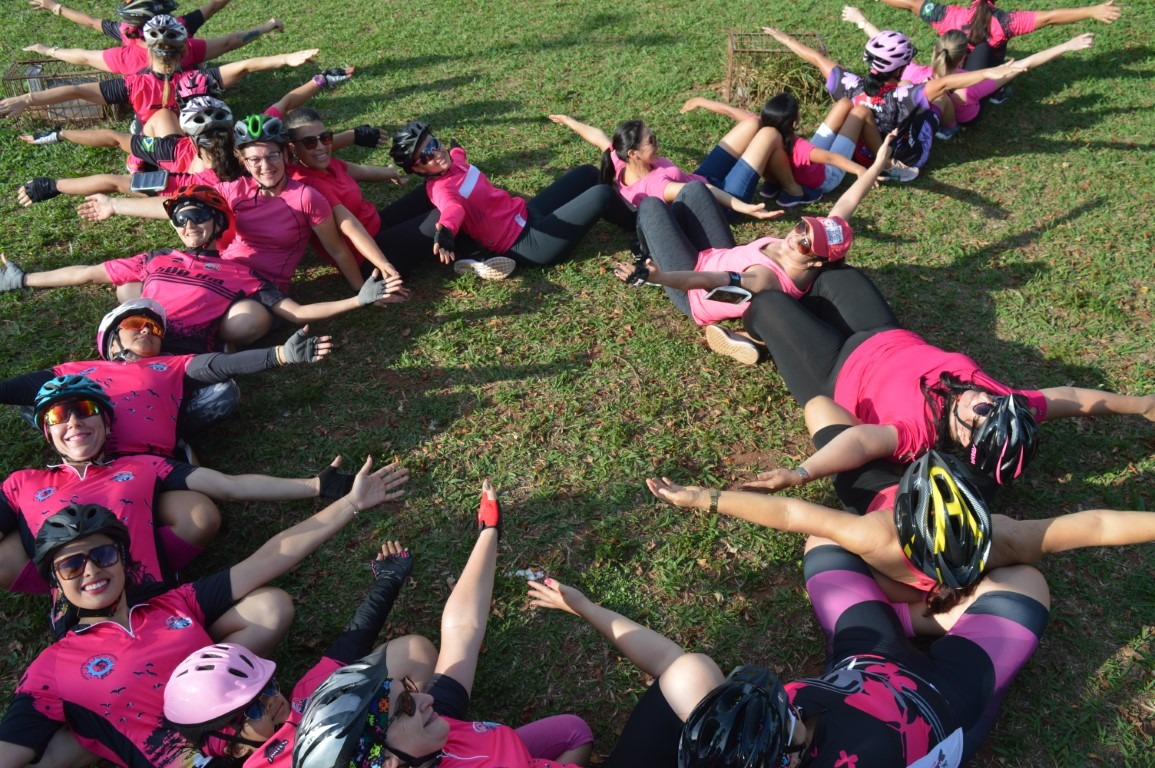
{"left": 724, "top": 32, "right": 829, "bottom": 124}
{"left": 2, "top": 59, "right": 126, "bottom": 125}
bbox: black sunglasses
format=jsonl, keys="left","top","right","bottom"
{"left": 53, "top": 543, "right": 120, "bottom": 580}
{"left": 293, "top": 130, "right": 334, "bottom": 150}
{"left": 415, "top": 137, "right": 442, "bottom": 165}
{"left": 171, "top": 206, "right": 215, "bottom": 227}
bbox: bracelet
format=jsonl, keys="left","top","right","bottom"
{"left": 795, "top": 466, "right": 810, "bottom": 482}
{"left": 709, "top": 488, "right": 720, "bottom": 514}
{"left": 343, "top": 497, "right": 359, "bottom": 516}
{"left": 53, "top": 3, "right": 63, "bottom": 15}
{"left": 275, "top": 345, "right": 285, "bottom": 365}
{"left": 312, "top": 74, "right": 326, "bottom": 88}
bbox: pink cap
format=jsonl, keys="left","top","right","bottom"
{"left": 800, "top": 215, "right": 853, "bottom": 261}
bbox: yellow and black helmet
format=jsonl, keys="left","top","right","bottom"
{"left": 895, "top": 450, "right": 992, "bottom": 589}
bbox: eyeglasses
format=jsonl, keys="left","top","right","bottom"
{"left": 293, "top": 130, "right": 333, "bottom": 150}
{"left": 241, "top": 679, "right": 282, "bottom": 722}
{"left": 53, "top": 543, "right": 120, "bottom": 580}
{"left": 792, "top": 221, "right": 812, "bottom": 256}
{"left": 119, "top": 316, "right": 165, "bottom": 338}
{"left": 242, "top": 151, "right": 283, "bottom": 167}
{"left": 42, "top": 399, "right": 104, "bottom": 427}
{"left": 171, "top": 206, "right": 215, "bottom": 227}
{"left": 415, "top": 137, "right": 442, "bottom": 165}
{"left": 387, "top": 676, "right": 420, "bottom": 727}
{"left": 973, "top": 401, "right": 995, "bottom": 418}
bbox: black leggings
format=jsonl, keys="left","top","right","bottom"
{"left": 372, "top": 165, "right": 612, "bottom": 275}
{"left": 636, "top": 181, "right": 736, "bottom": 317}
{"left": 741, "top": 265, "right": 901, "bottom": 405}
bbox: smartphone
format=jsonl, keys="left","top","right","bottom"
{"left": 129, "top": 170, "right": 170, "bottom": 195}
{"left": 704, "top": 285, "right": 753, "bottom": 305}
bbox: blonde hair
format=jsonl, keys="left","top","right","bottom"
{"left": 931, "top": 31, "right": 969, "bottom": 78}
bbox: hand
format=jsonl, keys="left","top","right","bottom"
{"left": 1067, "top": 32, "right": 1096, "bottom": 51}
{"left": 280, "top": 325, "right": 332, "bottom": 364}
{"left": 0, "top": 255, "right": 27, "bottom": 292}
{"left": 734, "top": 199, "right": 784, "bottom": 220}
{"left": 738, "top": 467, "right": 804, "bottom": 493}
{"left": 370, "top": 540, "right": 414, "bottom": 583}
{"left": 317, "top": 456, "right": 355, "bottom": 499}
{"left": 547, "top": 114, "right": 574, "bottom": 127}
{"left": 613, "top": 257, "right": 655, "bottom": 286}
{"left": 761, "top": 26, "right": 788, "bottom": 41}
{"left": 1093, "top": 1, "right": 1120, "bottom": 23}
{"left": 28, "top": 0, "right": 56, "bottom": 10}
{"left": 77, "top": 193, "right": 114, "bottom": 221}
{"left": 345, "top": 456, "right": 409, "bottom": 512}
{"left": 841, "top": 6, "right": 867, "bottom": 26}
{"left": 645, "top": 477, "right": 710, "bottom": 509}
{"left": 0, "top": 95, "right": 32, "bottom": 120}
{"left": 986, "top": 59, "right": 1028, "bottom": 80}
{"left": 433, "top": 224, "right": 456, "bottom": 264}
{"left": 527, "top": 577, "right": 589, "bottom": 617}
{"left": 23, "top": 44, "right": 49, "bottom": 55}
{"left": 878, "top": 129, "right": 897, "bottom": 158}
{"left": 18, "top": 126, "right": 62, "bottom": 145}
{"left": 266, "top": 18, "right": 285, "bottom": 33}
{"left": 285, "top": 49, "right": 320, "bottom": 67}
{"left": 318, "top": 66, "right": 353, "bottom": 88}
{"left": 384, "top": 166, "right": 407, "bottom": 186}
{"left": 353, "top": 124, "right": 383, "bottom": 148}
{"left": 373, "top": 285, "right": 411, "bottom": 306}
{"left": 357, "top": 269, "right": 388, "bottom": 305}
{"left": 679, "top": 97, "right": 704, "bottom": 114}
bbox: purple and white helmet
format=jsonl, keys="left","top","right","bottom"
{"left": 863, "top": 30, "right": 916, "bottom": 75}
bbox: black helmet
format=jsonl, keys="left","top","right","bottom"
{"left": 34, "top": 375, "right": 115, "bottom": 430}
{"left": 33, "top": 504, "right": 130, "bottom": 582}
{"left": 116, "top": 0, "right": 178, "bottom": 26}
{"left": 895, "top": 450, "right": 992, "bottom": 589}
{"left": 389, "top": 121, "right": 432, "bottom": 172}
{"left": 968, "top": 394, "right": 1040, "bottom": 484}
{"left": 293, "top": 647, "right": 390, "bottom": 768}
{"left": 679, "top": 666, "right": 794, "bottom": 768}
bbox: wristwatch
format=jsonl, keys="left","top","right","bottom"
{"left": 727, "top": 271, "right": 742, "bottom": 287}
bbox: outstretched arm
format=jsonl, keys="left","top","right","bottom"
{"left": 217, "top": 48, "right": 318, "bottom": 87}
{"left": 841, "top": 6, "right": 883, "bottom": 38}
{"left": 27, "top": 0, "right": 104, "bottom": 32}
{"left": 826, "top": 131, "right": 894, "bottom": 220}
{"left": 21, "top": 43, "right": 112, "bottom": 73}
{"left": 195, "top": 0, "right": 233, "bottom": 24}
{"left": 433, "top": 480, "right": 500, "bottom": 697}
{"left": 761, "top": 27, "right": 838, "bottom": 80}
{"left": 645, "top": 478, "right": 893, "bottom": 556}
{"left": 0, "top": 81, "right": 106, "bottom": 119}
{"left": 19, "top": 127, "right": 132, "bottom": 152}
{"left": 272, "top": 271, "right": 409, "bottom": 324}
{"left": 923, "top": 59, "right": 1030, "bottom": 102}
{"left": 330, "top": 206, "right": 400, "bottom": 279}
{"left": 876, "top": 0, "right": 923, "bottom": 14}
{"left": 548, "top": 114, "right": 612, "bottom": 151}
{"left": 267, "top": 67, "right": 353, "bottom": 115}
{"left": 76, "top": 193, "right": 168, "bottom": 221}
{"left": 200, "top": 18, "right": 284, "bottom": 61}
{"left": 739, "top": 423, "right": 899, "bottom": 492}
{"left": 227, "top": 457, "right": 408, "bottom": 599}
{"left": 1, "top": 254, "right": 111, "bottom": 290}
{"left": 1035, "top": 1, "right": 1120, "bottom": 28}
{"left": 992, "top": 509, "right": 1155, "bottom": 568}
{"left": 1038, "top": 386, "right": 1155, "bottom": 421}
{"left": 185, "top": 456, "right": 353, "bottom": 501}
{"left": 679, "top": 97, "right": 756, "bottom": 123}
{"left": 613, "top": 258, "right": 780, "bottom": 295}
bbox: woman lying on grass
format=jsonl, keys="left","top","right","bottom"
{"left": 613, "top": 134, "right": 893, "bottom": 365}
{"left": 290, "top": 480, "right": 595, "bottom": 768}
{"left": 647, "top": 396, "right": 1155, "bottom": 616}
{"left": 549, "top": 110, "right": 778, "bottom": 220}
{"left": 738, "top": 263, "right": 1155, "bottom": 487}
{"left": 526, "top": 547, "right": 1049, "bottom": 765}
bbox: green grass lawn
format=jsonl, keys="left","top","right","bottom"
{"left": 1, "top": 1, "right": 1154, "bottom": 765}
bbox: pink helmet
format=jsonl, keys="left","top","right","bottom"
{"left": 863, "top": 30, "right": 916, "bottom": 75}
{"left": 164, "top": 644, "right": 276, "bottom": 725}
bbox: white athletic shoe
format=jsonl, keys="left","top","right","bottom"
{"left": 705, "top": 325, "right": 762, "bottom": 365}
{"left": 453, "top": 257, "right": 516, "bottom": 281}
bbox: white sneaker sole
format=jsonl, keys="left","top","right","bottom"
{"left": 453, "top": 257, "right": 516, "bottom": 281}
{"left": 704, "top": 325, "right": 760, "bottom": 365}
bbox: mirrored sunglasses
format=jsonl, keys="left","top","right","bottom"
{"left": 171, "top": 206, "right": 215, "bottom": 227}
{"left": 792, "top": 221, "right": 812, "bottom": 256}
{"left": 42, "top": 399, "right": 104, "bottom": 427}
{"left": 416, "top": 137, "right": 442, "bottom": 164}
{"left": 241, "top": 678, "right": 282, "bottom": 722}
{"left": 119, "top": 316, "right": 165, "bottom": 338}
{"left": 53, "top": 542, "right": 120, "bottom": 580}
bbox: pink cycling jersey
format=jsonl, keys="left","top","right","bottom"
{"left": 610, "top": 152, "right": 706, "bottom": 208}
{"left": 103, "top": 247, "right": 286, "bottom": 351}
{"left": 833, "top": 329, "right": 1047, "bottom": 461}
{"left": 426, "top": 146, "right": 526, "bottom": 253}
{"left": 290, "top": 157, "right": 380, "bottom": 267}
{"left": 439, "top": 718, "right": 581, "bottom": 768}
{"left": 217, "top": 176, "right": 332, "bottom": 290}
{"left": 0, "top": 455, "right": 190, "bottom": 593}
{"left": 688, "top": 237, "right": 804, "bottom": 325}
{"left": 920, "top": 1, "right": 1039, "bottom": 51}
{"left": 54, "top": 356, "right": 195, "bottom": 457}
{"left": 899, "top": 62, "right": 996, "bottom": 124}
{"left": 242, "top": 657, "right": 342, "bottom": 768}
{"left": 789, "top": 137, "right": 826, "bottom": 190}
{"left": 101, "top": 38, "right": 207, "bottom": 75}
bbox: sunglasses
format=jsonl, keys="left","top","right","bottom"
{"left": 415, "top": 137, "right": 442, "bottom": 165}
{"left": 42, "top": 399, "right": 104, "bottom": 427}
{"left": 171, "top": 206, "right": 215, "bottom": 227}
{"left": 241, "top": 679, "right": 282, "bottom": 722}
{"left": 387, "top": 676, "right": 420, "bottom": 727}
{"left": 53, "top": 543, "right": 120, "bottom": 581}
{"left": 973, "top": 401, "right": 995, "bottom": 418}
{"left": 293, "top": 130, "right": 333, "bottom": 150}
{"left": 119, "top": 316, "right": 165, "bottom": 338}
{"left": 792, "top": 221, "right": 812, "bottom": 256}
